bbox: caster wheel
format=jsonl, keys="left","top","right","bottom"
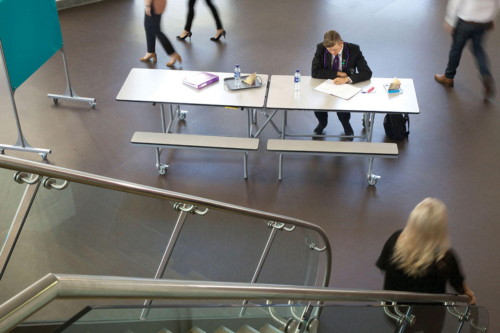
{"left": 39, "top": 153, "right": 48, "bottom": 160}
{"left": 178, "top": 112, "right": 187, "bottom": 120}
{"left": 152, "top": 103, "right": 156, "bottom": 106}
{"left": 53, "top": 98, "right": 58, "bottom": 104}
{"left": 158, "top": 167, "right": 167, "bottom": 175}
{"left": 90, "top": 102, "right": 96, "bottom": 108}
{"left": 367, "top": 177, "right": 377, "bottom": 186}
{"left": 0, "top": 149, "right": 4, "bottom": 155}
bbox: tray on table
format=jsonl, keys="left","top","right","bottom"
{"left": 224, "top": 76, "right": 263, "bottom": 90}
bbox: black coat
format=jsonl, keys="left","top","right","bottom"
{"left": 311, "top": 42, "right": 372, "bottom": 84}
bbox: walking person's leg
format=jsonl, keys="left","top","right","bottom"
{"left": 177, "top": 0, "right": 197, "bottom": 39}
{"left": 471, "top": 23, "right": 495, "bottom": 99}
{"left": 435, "top": 19, "right": 472, "bottom": 86}
{"left": 141, "top": 11, "right": 158, "bottom": 61}
{"left": 445, "top": 20, "right": 472, "bottom": 79}
{"left": 151, "top": 12, "right": 182, "bottom": 66}
{"left": 206, "top": 0, "right": 225, "bottom": 40}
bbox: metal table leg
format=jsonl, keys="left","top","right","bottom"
{"left": 259, "top": 109, "right": 282, "bottom": 136}
{"left": 279, "top": 110, "right": 287, "bottom": 180}
{"left": 253, "top": 110, "right": 278, "bottom": 138}
{"left": 165, "top": 104, "right": 175, "bottom": 134}
{"left": 247, "top": 108, "right": 252, "bottom": 138}
{"left": 160, "top": 104, "right": 167, "bottom": 133}
{"left": 366, "top": 113, "right": 379, "bottom": 185}
{"left": 244, "top": 152, "right": 248, "bottom": 179}
{"left": 156, "top": 148, "right": 168, "bottom": 175}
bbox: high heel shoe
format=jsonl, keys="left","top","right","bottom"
{"left": 140, "top": 53, "right": 157, "bottom": 62}
{"left": 210, "top": 30, "right": 226, "bottom": 41}
{"left": 166, "top": 53, "right": 182, "bottom": 67}
{"left": 176, "top": 31, "right": 192, "bottom": 41}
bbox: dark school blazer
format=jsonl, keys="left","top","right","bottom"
{"left": 311, "top": 42, "right": 372, "bottom": 84}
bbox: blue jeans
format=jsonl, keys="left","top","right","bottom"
{"left": 445, "top": 19, "right": 492, "bottom": 79}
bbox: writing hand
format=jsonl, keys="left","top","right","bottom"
{"left": 333, "top": 77, "right": 349, "bottom": 85}
{"left": 443, "top": 22, "right": 454, "bottom": 34}
{"left": 337, "top": 72, "right": 348, "bottom": 78}
{"left": 145, "top": 5, "right": 152, "bottom": 16}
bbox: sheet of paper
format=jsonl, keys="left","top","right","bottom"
{"left": 314, "top": 80, "right": 362, "bottom": 100}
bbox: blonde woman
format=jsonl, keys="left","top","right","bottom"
{"left": 376, "top": 198, "right": 476, "bottom": 331}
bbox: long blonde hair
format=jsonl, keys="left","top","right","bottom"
{"left": 392, "top": 198, "right": 450, "bottom": 277}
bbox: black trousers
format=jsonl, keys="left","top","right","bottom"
{"left": 314, "top": 111, "right": 351, "bottom": 130}
{"left": 184, "top": 0, "right": 223, "bottom": 31}
{"left": 144, "top": 8, "right": 175, "bottom": 55}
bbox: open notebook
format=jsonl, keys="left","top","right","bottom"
{"left": 314, "top": 80, "right": 361, "bottom": 100}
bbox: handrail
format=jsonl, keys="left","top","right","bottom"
{"left": 0, "top": 274, "right": 471, "bottom": 333}
{"left": 0, "top": 155, "right": 332, "bottom": 288}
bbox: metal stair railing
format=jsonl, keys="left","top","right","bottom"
{"left": 0, "top": 274, "right": 472, "bottom": 333}
{"left": 0, "top": 155, "right": 332, "bottom": 319}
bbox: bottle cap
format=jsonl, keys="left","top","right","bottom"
{"left": 296, "top": 69, "right": 299, "bottom": 72}
{"left": 236, "top": 64, "right": 239, "bottom": 67}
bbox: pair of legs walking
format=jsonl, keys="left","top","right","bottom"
{"left": 143, "top": 8, "right": 181, "bottom": 66}
{"left": 436, "top": 19, "right": 494, "bottom": 98}
{"left": 178, "top": 0, "right": 225, "bottom": 41}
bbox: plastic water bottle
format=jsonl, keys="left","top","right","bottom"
{"left": 294, "top": 69, "right": 300, "bottom": 91}
{"left": 234, "top": 64, "right": 241, "bottom": 87}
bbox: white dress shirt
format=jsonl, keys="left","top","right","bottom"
{"left": 331, "top": 45, "right": 353, "bottom": 83}
{"left": 445, "top": 0, "right": 500, "bottom": 27}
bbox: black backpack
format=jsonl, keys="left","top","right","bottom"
{"left": 383, "top": 114, "right": 410, "bottom": 140}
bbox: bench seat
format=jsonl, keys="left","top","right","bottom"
{"left": 131, "top": 132, "right": 259, "bottom": 178}
{"left": 267, "top": 139, "right": 398, "bottom": 185}
{"left": 132, "top": 132, "right": 259, "bottom": 151}
{"left": 267, "top": 139, "right": 398, "bottom": 157}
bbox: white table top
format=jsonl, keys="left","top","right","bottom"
{"left": 266, "top": 76, "right": 420, "bottom": 114}
{"left": 116, "top": 69, "right": 269, "bottom": 108}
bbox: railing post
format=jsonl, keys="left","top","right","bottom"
{"left": 0, "top": 175, "right": 42, "bottom": 280}
{"left": 140, "top": 203, "right": 191, "bottom": 319}
{"left": 239, "top": 225, "right": 278, "bottom": 317}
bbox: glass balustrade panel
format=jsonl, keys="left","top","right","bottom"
{"left": 257, "top": 223, "right": 320, "bottom": 287}
{"left": 160, "top": 208, "right": 270, "bottom": 285}
{"left": 0, "top": 167, "right": 31, "bottom": 251}
{"left": 0, "top": 180, "right": 181, "bottom": 322}
{"left": 57, "top": 304, "right": 308, "bottom": 333}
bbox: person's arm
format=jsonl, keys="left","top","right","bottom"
{"left": 376, "top": 231, "right": 402, "bottom": 271}
{"left": 311, "top": 45, "right": 338, "bottom": 80}
{"left": 447, "top": 250, "right": 476, "bottom": 304}
{"left": 462, "top": 282, "right": 476, "bottom": 305}
{"left": 444, "top": 0, "right": 462, "bottom": 29}
{"left": 348, "top": 47, "right": 372, "bottom": 84}
{"left": 145, "top": 0, "right": 152, "bottom": 16}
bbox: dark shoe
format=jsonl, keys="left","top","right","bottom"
{"left": 435, "top": 74, "right": 454, "bottom": 87}
{"left": 210, "top": 30, "right": 226, "bottom": 41}
{"left": 343, "top": 123, "right": 354, "bottom": 141}
{"left": 483, "top": 76, "right": 495, "bottom": 100}
{"left": 176, "top": 31, "right": 192, "bottom": 41}
{"left": 313, "top": 124, "right": 326, "bottom": 136}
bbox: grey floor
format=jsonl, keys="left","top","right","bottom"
{"left": 0, "top": 0, "right": 499, "bottom": 331}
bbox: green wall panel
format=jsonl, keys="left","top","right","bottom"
{"left": 0, "top": 0, "right": 63, "bottom": 91}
